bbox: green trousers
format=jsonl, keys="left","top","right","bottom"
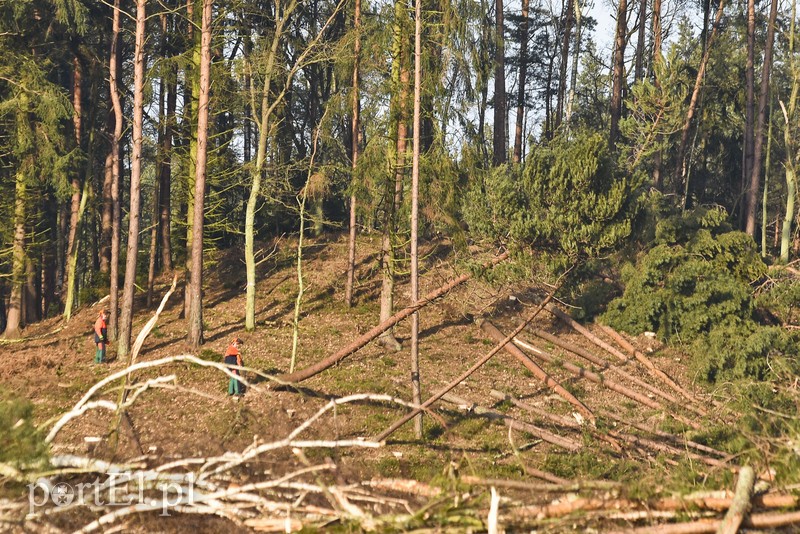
{"left": 228, "top": 374, "right": 242, "bottom": 395}
{"left": 95, "top": 344, "right": 106, "bottom": 364}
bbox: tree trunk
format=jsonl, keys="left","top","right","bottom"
{"left": 672, "top": 0, "right": 726, "bottom": 195}
{"left": 609, "top": 0, "right": 628, "bottom": 149}
{"left": 742, "top": 0, "right": 756, "bottom": 220}
{"left": 512, "top": 0, "right": 529, "bottom": 163}
{"left": 160, "top": 71, "right": 176, "bottom": 273}
{"left": 780, "top": 0, "right": 798, "bottom": 262}
{"left": 744, "top": 0, "right": 780, "bottom": 237}
{"left": 100, "top": 144, "right": 113, "bottom": 274}
{"left": 410, "top": 0, "right": 423, "bottom": 439}
{"left": 184, "top": 0, "right": 199, "bottom": 320}
{"left": 651, "top": 0, "right": 663, "bottom": 189}
{"left": 762, "top": 98, "right": 773, "bottom": 256}
{"left": 344, "top": 0, "right": 361, "bottom": 307}
{"left": 109, "top": 0, "right": 123, "bottom": 342}
{"left": 187, "top": 0, "right": 212, "bottom": 347}
{"left": 633, "top": 0, "right": 646, "bottom": 82}
{"left": 63, "top": 54, "right": 83, "bottom": 321}
{"left": 565, "top": 0, "right": 582, "bottom": 133}
{"left": 555, "top": 0, "right": 574, "bottom": 129}
{"left": 5, "top": 169, "right": 26, "bottom": 339}
{"left": 245, "top": 0, "right": 296, "bottom": 331}
{"left": 118, "top": 0, "right": 147, "bottom": 359}
{"left": 493, "top": 0, "right": 507, "bottom": 165}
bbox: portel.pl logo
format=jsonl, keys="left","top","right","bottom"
{"left": 28, "top": 474, "right": 197, "bottom": 516}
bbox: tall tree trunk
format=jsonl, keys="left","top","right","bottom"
{"left": 63, "top": 54, "right": 83, "bottom": 321}
{"left": 651, "top": 0, "right": 663, "bottom": 189}
{"left": 780, "top": 0, "right": 797, "bottom": 262}
{"left": 565, "top": 0, "right": 582, "bottom": 133}
{"left": 245, "top": 0, "right": 297, "bottom": 331}
{"left": 5, "top": 168, "right": 27, "bottom": 339}
{"left": 672, "top": 0, "right": 726, "bottom": 195}
{"left": 762, "top": 97, "right": 773, "bottom": 256}
{"left": 609, "top": 0, "right": 628, "bottom": 149}
{"left": 118, "top": 0, "right": 147, "bottom": 359}
{"left": 109, "top": 0, "right": 124, "bottom": 342}
{"left": 188, "top": 0, "right": 212, "bottom": 347}
{"left": 512, "top": 0, "right": 529, "bottom": 163}
{"left": 160, "top": 69, "right": 176, "bottom": 273}
{"left": 742, "top": 0, "right": 756, "bottom": 226}
{"left": 555, "top": 0, "right": 574, "bottom": 129}
{"left": 744, "top": 0, "right": 780, "bottom": 237}
{"left": 100, "top": 138, "right": 113, "bottom": 274}
{"left": 344, "top": 0, "right": 361, "bottom": 307}
{"left": 493, "top": 0, "right": 507, "bottom": 165}
{"left": 633, "top": 0, "right": 646, "bottom": 82}
{"left": 184, "top": 0, "right": 199, "bottom": 320}
{"left": 410, "top": 0, "right": 423, "bottom": 439}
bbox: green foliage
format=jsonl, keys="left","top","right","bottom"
{"left": 604, "top": 206, "right": 798, "bottom": 382}
{"left": 0, "top": 389, "right": 48, "bottom": 469}
{"left": 463, "top": 131, "right": 645, "bottom": 263}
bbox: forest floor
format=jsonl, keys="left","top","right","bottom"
{"left": 1, "top": 233, "right": 797, "bottom": 533}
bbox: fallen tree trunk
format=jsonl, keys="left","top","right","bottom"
{"left": 621, "top": 510, "right": 800, "bottom": 533}
{"left": 440, "top": 393, "right": 582, "bottom": 451}
{"left": 527, "top": 326, "right": 678, "bottom": 405}
{"left": 277, "top": 252, "right": 508, "bottom": 383}
{"left": 513, "top": 336, "right": 701, "bottom": 430}
{"left": 546, "top": 305, "right": 700, "bottom": 412}
{"left": 489, "top": 390, "right": 581, "bottom": 429}
{"left": 480, "top": 320, "right": 595, "bottom": 423}
{"left": 716, "top": 465, "right": 755, "bottom": 534}
{"left": 597, "top": 323, "right": 703, "bottom": 410}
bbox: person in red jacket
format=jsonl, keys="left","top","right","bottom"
{"left": 94, "top": 309, "right": 110, "bottom": 364}
{"left": 224, "top": 337, "right": 245, "bottom": 397}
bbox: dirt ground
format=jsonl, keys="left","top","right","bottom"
{"left": 0, "top": 234, "right": 772, "bottom": 532}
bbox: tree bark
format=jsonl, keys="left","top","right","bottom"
{"left": 409, "top": 0, "right": 423, "bottom": 439}
{"left": 187, "top": 0, "right": 212, "bottom": 347}
{"left": 109, "top": 0, "right": 123, "bottom": 341}
{"left": 555, "top": 0, "right": 574, "bottom": 129}
{"left": 184, "top": 0, "right": 199, "bottom": 321}
{"left": 609, "top": 0, "right": 628, "bottom": 149}
{"left": 344, "top": 0, "right": 361, "bottom": 308}
{"left": 5, "top": 168, "right": 27, "bottom": 339}
{"left": 564, "top": 0, "right": 582, "bottom": 133}
{"left": 744, "top": 0, "right": 780, "bottom": 237}
{"left": 118, "top": 0, "right": 147, "bottom": 359}
{"left": 63, "top": 54, "right": 83, "bottom": 321}
{"left": 493, "top": 0, "right": 507, "bottom": 165}
{"left": 672, "top": 0, "right": 726, "bottom": 195}
{"left": 742, "top": 0, "right": 756, "bottom": 222}
{"left": 512, "top": 0, "right": 529, "bottom": 163}
{"left": 633, "top": 0, "right": 646, "bottom": 82}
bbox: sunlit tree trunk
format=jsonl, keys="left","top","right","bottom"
{"left": 5, "top": 167, "right": 27, "bottom": 339}
{"left": 245, "top": 0, "right": 297, "bottom": 331}
{"left": 108, "top": 0, "right": 123, "bottom": 341}
{"left": 762, "top": 97, "right": 773, "bottom": 257}
{"left": 565, "top": 0, "right": 582, "bottom": 133}
{"left": 742, "top": 0, "right": 755, "bottom": 215}
{"left": 673, "top": 0, "right": 726, "bottom": 196}
{"left": 187, "top": 0, "right": 212, "bottom": 347}
{"left": 118, "top": 0, "right": 147, "bottom": 359}
{"left": 63, "top": 54, "right": 84, "bottom": 321}
{"left": 744, "top": 0, "right": 779, "bottom": 237}
{"left": 780, "top": 0, "right": 797, "bottom": 263}
{"left": 410, "top": 0, "right": 423, "bottom": 439}
{"left": 555, "top": 0, "right": 574, "bottom": 129}
{"left": 651, "top": 0, "right": 663, "bottom": 189}
{"left": 512, "top": 0, "right": 529, "bottom": 163}
{"left": 493, "top": 0, "right": 507, "bottom": 165}
{"left": 609, "top": 0, "right": 628, "bottom": 149}
{"left": 184, "top": 0, "right": 199, "bottom": 320}
{"left": 633, "top": 0, "right": 646, "bottom": 82}
{"left": 345, "top": 0, "right": 361, "bottom": 307}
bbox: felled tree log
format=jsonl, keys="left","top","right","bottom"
{"left": 512, "top": 336, "right": 702, "bottom": 430}
{"left": 546, "top": 305, "right": 700, "bottom": 412}
{"left": 440, "top": 393, "right": 582, "bottom": 451}
{"left": 480, "top": 320, "right": 595, "bottom": 423}
{"left": 489, "top": 390, "right": 581, "bottom": 429}
{"left": 716, "top": 465, "right": 755, "bottom": 534}
{"left": 527, "top": 327, "right": 678, "bottom": 405}
{"left": 277, "top": 252, "right": 508, "bottom": 383}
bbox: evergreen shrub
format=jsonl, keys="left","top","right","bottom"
{"left": 603, "top": 206, "right": 797, "bottom": 382}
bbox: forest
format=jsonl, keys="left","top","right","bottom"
{"left": 2, "top": 0, "right": 800, "bottom": 531}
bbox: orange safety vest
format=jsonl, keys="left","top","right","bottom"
{"left": 94, "top": 316, "right": 107, "bottom": 342}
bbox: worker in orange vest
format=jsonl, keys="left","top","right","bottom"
{"left": 94, "top": 309, "right": 110, "bottom": 364}
{"left": 224, "top": 337, "right": 245, "bottom": 397}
